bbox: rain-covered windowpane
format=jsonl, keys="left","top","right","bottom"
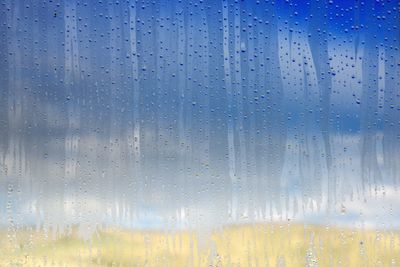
{"left": 0, "top": 0, "right": 399, "bottom": 265}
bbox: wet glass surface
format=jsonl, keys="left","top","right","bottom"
{"left": 0, "top": 0, "right": 399, "bottom": 265}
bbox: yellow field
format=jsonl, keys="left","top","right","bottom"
{"left": 0, "top": 224, "right": 399, "bottom": 266}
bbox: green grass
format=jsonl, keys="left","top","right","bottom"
{"left": 0, "top": 224, "right": 399, "bottom": 266}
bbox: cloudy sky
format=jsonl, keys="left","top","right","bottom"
{"left": 0, "top": 0, "right": 399, "bottom": 233}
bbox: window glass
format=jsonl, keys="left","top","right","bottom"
{"left": 0, "top": 0, "right": 399, "bottom": 265}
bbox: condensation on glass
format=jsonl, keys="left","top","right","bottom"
{"left": 0, "top": 0, "right": 399, "bottom": 266}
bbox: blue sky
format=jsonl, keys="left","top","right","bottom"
{"left": 0, "top": 0, "right": 399, "bottom": 232}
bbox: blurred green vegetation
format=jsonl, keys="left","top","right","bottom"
{"left": 0, "top": 224, "right": 399, "bottom": 266}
